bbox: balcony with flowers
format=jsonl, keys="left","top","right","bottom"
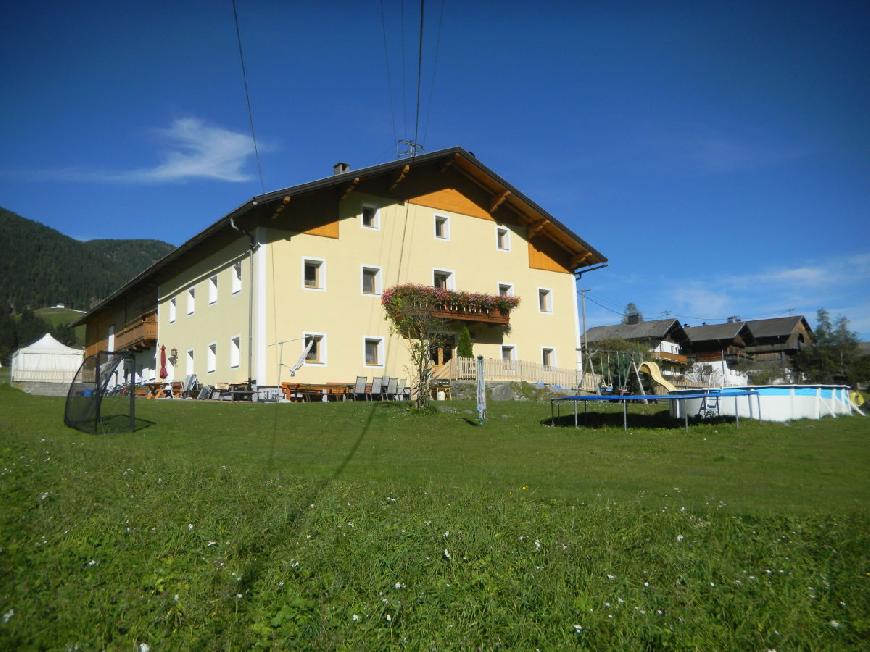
{"left": 382, "top": 284, "right": 520, "bottom": 326}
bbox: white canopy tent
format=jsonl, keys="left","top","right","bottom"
{"left": 11, "top": 333, "right": 84, "bottom": 384}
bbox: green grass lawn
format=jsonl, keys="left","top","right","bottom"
{"left": 1, "top": 385, "right": 868, "bottom": 649}
{"left": 33, "top": 306, "right": 86, "bottom": 345}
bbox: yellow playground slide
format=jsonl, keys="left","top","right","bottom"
{"left": 638, "top": 360, "right": 676, "bottom": 393}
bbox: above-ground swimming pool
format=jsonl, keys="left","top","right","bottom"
{"left": 669, "top": 385, "right": 858, "bottom": 422}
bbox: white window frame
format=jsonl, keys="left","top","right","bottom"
{"left": 186, "top": 348, "right": 194, "bottom": 376}
{"left": 434, "top": 214, "right": 451, "bottom": 240}
{"left": 229, "top": 335, "right": 240, "bottom": 369}
{"left": 537, "top": 287, "right": 553, "bottom": 314}
{"left": 501, "top": 344, "right": 516, "bottom": 364}
{"left": 496, "top": 225, "right": 511, "bottom": 252}
{"left": 541, "top": 346, "right": 556, "bottom": 369}
{"left": 232, "top": 262, "right": 242, "bottom": 294}
{"left": 208, "top": 275, "right": 218, "bottom": 304}
{"left": 360, "top": 264, "right": 383, "bottom": 296}
{"left": 497, "top": 281, "right": 515, "bottom": 298}
{"left": 362, "top": 336, "right": 385, "bottom": 368}
{"left": 361, "top": 204, "right": 380, "bottom": 231}
{"left": 169, "top": 297, "right": 176, "bottom": 323}
{"left": 207, "top": 342, "right": 217, "bottom": 373}
{"left": 432, "top": 268, "right": 456, "bottom": 291}
{"left": 302, "top": 257, "right": 327, "bottom": 292}
{"left": 303, "top": 331, "right": 327, "bottom": 366}
{"left": 187, "top": 287, "right": 196, "bottom": 315}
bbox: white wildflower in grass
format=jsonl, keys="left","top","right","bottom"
{"left": 385, "top": 614, "right": 392, "bottom": 622}
{"left": 607, "top": 574, "right": 616, "bottom": 580}
{"left": 352, "top": 614, "right": 360, "bottom": 622}
{"left": 394, "top": 582, "right": 405, "bottom": 590}
{"left": 572, "top": 624, "right": 583, "bottom": 633}
{"left": 291, "top": 560, "right": 300, "bottom": 569}
{"left": 2, "top": 609, "right": 13, "bottom": 623}
{"left": 138, "top": 644, "right": 150, "bottom": 652}
{"left": 443, "top": 531, "right": 449, "bottom": 539}
{"left": 643, "top": 581, "right": 649, "bottom": 587}
{"left": 676, "top": 534, "right": 684, "bottom": 542}
{"left": 207, "top": 541, "right": 217, "bottom": 547}
{"left": 174, "top": 594, "right": 180, "bottom": 602}
{"left": 187, "top": 523, "right": 193, "bottom": 531}
{"left": 39, "top": 492, "right": 49, "bottom": 501}
{"left": 443, "top": 548, "right": 451, "bottom": 560}
{"left": 235, "top": 593, "right": 242, "bottom": 599}
{"left": 87, "top": 559, "right": 97, "bottom": 567}
{"left": 534, "top": 539, "right": 542, "bottom": 551}
{"left": 829, "top": 620, "right": 841, "bottom": 629}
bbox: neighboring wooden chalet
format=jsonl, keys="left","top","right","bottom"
{"left": 683, "top": 321, "right": 754, "bottom": 365}
{"left": 585, "top": 318, "right": 689, "bottom": 365}
{"left": 744, "top": 316, "right": 813, "bottom": 364}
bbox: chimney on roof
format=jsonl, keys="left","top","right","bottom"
{"left": 333, "top": 162, "right": 350, "bottom": 175}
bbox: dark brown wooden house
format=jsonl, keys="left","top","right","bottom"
{"left": 744, "top": 315, "right": 813, "bottom": 365}
{"left": 684, "top": 322, "right": 754, "bottom": 366}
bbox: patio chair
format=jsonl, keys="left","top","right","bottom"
{"left": 396, "top": 378, "right": 407, "bottom": 400}
{"left": 370, "top": 377, "right": 384, "bottom": 401}
{"left": 384, "top": 377, "right": 398, "bottom": 400}
{"left": 353, "top": 376, "right": 368, "bottom": 401}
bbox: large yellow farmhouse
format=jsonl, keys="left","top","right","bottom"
{"left": 75, "top": 148, "right": 606, "bottom": 389}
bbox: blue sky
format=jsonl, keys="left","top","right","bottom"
{"left": 2, "top": 1, "right": 869, "bottom": 336}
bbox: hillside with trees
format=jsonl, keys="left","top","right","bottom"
{"left": 0, "top": 206, "right": 174, "bottom": 311}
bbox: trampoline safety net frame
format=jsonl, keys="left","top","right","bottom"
{"left": 64, "top": 351, "right": 136, "bottom": 434}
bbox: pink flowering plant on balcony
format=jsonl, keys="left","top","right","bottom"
{"left": 381, "top": 285, "right": 519, "bottom": 408}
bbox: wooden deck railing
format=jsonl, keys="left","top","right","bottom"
{"left": 442, "top": 356, "right": 599, "bottom": 391}
{"left": 114, "top": 312, "right": 158, "bottom": 352}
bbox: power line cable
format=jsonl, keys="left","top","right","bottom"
{"left": 421, "top": 0, "right": 445, "bottom": 149}
{"left": 413, "top": 0, "right": 425, "bottom": 156}
{"left": 231, "top": 0, "right": 265, "bottom": 194}
{"left": 378, "top": 0, "right": 399, "bottom": 153}
{"left": 399, "top": 0, "right": 408, "bottom": 140}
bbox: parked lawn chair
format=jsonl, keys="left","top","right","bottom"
{"left": 397, "top": 378, "right": 412, "bottom": 400}
{"left": 353, "top": 376, "right": 368, "bottom": 401}
{"left": 370, "top": 377, "right": 384, "bottom": 400}
{"left": 384, "top": 377, "right": 398, "bottom": 400}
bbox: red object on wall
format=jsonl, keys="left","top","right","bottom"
{"left": 159, "top": 345, "right": 168, "bottom": 379}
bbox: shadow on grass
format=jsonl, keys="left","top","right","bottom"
{"left": 99, "top": 415, "right": 156, "bottom": 434}
{"left": 542, "top": 409, "right": 678, "bottom": 430}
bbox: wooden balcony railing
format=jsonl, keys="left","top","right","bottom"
{"left": 115, "top": 312, "right": 158, "bottom": 352}
{"left": 651, "top": 350, "right": 689, "bottom": 365}
{"left": 431, "top": 304, "right": 510, "bottom": 325}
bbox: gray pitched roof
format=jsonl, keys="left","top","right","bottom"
{"left": 585, "top": 318, "right": 683, "bottom": 343}
{"left": 684, "top": 322, "right": 748, "bottom": 342}
{"left": 745, "top": 315, "right": 810, "bottom": 338}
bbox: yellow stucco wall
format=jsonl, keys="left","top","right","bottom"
{"left": 156, "top": 190, "right": 579, "bottom": 386}
{"left": 265, "top": 192, "right": 578, "bottom": 385}
{"left": 156, "top": 237, "right": 255, "bottom": 384}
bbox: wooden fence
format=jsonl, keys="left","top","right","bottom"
{"left": 441, "top": 356, "right": 600, "bottom": 391}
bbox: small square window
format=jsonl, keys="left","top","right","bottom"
{"left": 232, "top": 262, "right": 242, "bottom": 294}
{"left": 364, "top": 337, "right": 383, "bottom": 366}
{"left": 169, "top": 297, "right": 176, "bottom": 323}
{"left": 434, "top": 215, "right": 450, "bottom": 240}
{"left": 496, "top": 226, "right": 511, "bottom": 251}
{"left": 538, "top": 288, "right": 552, "bottom": 313}
{"left": 187, "top": 287, "right": 196, "bottom": 315}
{"left": 362, "top": 205, "right": 379, "bottom": 229}
{"left": 208, "top": 275, "right": 218, "bottom": 304}
{"left": 433, "top": 269, "right": 453, "bottom": 290}
{"left": 498, "top": 283, "right": 514, "bottom": 298}
{"left": 303, "top": 259, "right": 325, "bottom": 290}
{"left": 304, "top": 334, "right": 325, "bottom": 364}
{"left": 501, "top": 345, "right": 515, "bottom": 363}
{"left": 207, "top": 343, "right": 217, "bottom": 373}
{"left": 362, "top": 266, "right": 381, "bottom": 295}
{"left": 542, "top": 347, "right": 555, "bottom": 368}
